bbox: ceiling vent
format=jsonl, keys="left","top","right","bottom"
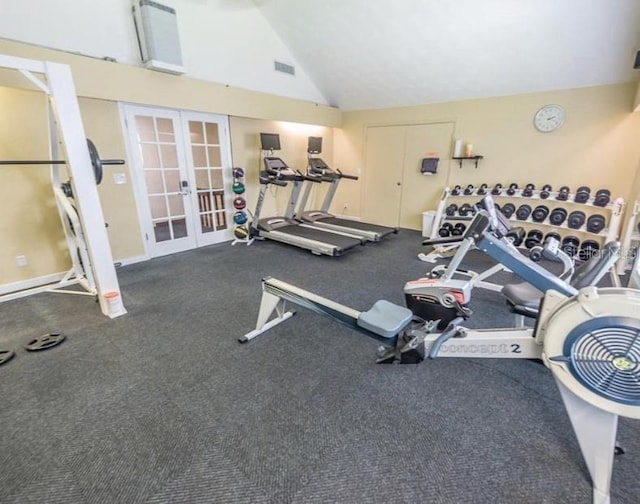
{"left": 132, "top": 0, "right": 186, "bottom": 75}
{"left": 274, "top": 61, "right": 295, "bottom": 76}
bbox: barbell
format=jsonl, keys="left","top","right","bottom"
{"left": 0, "top": 138, "right": 124, "bottom": 187}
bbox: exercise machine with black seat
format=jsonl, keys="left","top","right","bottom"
{"left": 249, "top": 133, "right": 364, "bottom": 256}
{"left": 241, "top": 195, "right": 637, "bottom": 504}
{"left": 293, "top": 136, "right": 398, "bottom": 242}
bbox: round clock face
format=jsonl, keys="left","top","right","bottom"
{"left": 534, "top": 104, "right": 565, "bottom": 133}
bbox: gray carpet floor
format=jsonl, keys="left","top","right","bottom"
{"left": 1, "top": 229, "right": 638, "bottom": 503}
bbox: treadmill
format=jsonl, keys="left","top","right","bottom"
{"left": 250, "top": 133, "right": 364, "bottom": 256}
{"left": 295, "top": 136, "right": 398, "bottom": 242}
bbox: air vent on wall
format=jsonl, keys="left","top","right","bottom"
{"left": 274, "top": 61, "right": 295, "bottom": 76}
{"left": 132, "top": 0, "right": 186, "bottom": 75}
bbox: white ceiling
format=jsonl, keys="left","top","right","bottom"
{"left": 254, "top": 0, "right": 640, "bottom": 110}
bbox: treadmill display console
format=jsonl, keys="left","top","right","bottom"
{"left": 308, "top": 158, "right": 330, "bottom": 172}
{"left": 265, "top": 157, "right": 288, "bottom": 170}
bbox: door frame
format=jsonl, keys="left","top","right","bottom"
{"left": 119, "top": 103, "right": 234, "bottom": 259}
{"left": 179, "top": 110, "right": 234, "bottom": 247}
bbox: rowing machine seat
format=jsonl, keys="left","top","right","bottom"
{"left": 357, "top": 300, "right": 413, "bottom": 338}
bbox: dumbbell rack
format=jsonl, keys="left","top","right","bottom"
{"left": 432, "top": 185, "right": 624, "bottom": 258}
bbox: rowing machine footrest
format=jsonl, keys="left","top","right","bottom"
{"left": 357, "top": 300, "right": 413, "bottom": 338}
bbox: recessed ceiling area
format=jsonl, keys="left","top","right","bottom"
{"left": 254, "top": 0, "right": 640, "bottom": 110}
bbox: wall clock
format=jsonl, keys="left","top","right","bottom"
{"left": 533, "top": 104, "right": 565, "bottom": 133}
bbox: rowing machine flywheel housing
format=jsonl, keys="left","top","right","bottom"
{"left": 404, "top": 278, "right": 471, "bottom": 330}
{"left": 537, "top": 287, "right": 640, "bottom": 419}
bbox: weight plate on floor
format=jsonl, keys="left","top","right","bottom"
{"left": 0, "top": 349, "right": 15, "bottom": 366}
{"left": 24, "top": 333, "right": 66, "bottom": 352}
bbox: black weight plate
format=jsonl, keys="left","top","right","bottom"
{"left": 531, "top": 205, "right": 549, "bottom": 222}
{"left": 25, "top": 333, "right": 66, "bottom": 352}
{"left": 0, "top": 349, "right": 15, "bottom": 366}
{"left": 586, "top": 214, "right": 606, "bottom": 233}
{"left": 515, "top": 204, "right": 532, "bottom": 221}
{"left": 548, "top": 207, "right": 567, "bottom": 225}
{"left": 501, "top": 203, "right": 516, "bottom": 218}
{"left": 567, "top": 210, "right": 586, "bottom": 229}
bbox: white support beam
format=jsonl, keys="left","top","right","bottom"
{"left": 43, "top": 61, "right": 126, "bottom": 318}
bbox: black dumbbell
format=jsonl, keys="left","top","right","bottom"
{"left": 561, "top": 236, "right": 580, "bottom": 257}
{"left": 544, "top": 232, "right": 562, "bottom": 245}
{"left": 507, "top": 183, "right": 519, "bottom": 196}
{"left": 458, "top": 203, "right": 475, "bottom": 216}
{"left": 540, "top": 184, "right": 552, "bottom": 199}
{"left": 438, "top": 223, "right": 454, "bottom": 237}
{"left": 445, "top": 203, "right": 458, "bottom": 216}
{"left": 593, "top": 189, "right": 611, "bottom": 207}
{"left": 531, "top": 205, "right": 550, "bottom": 222}
{"left": 586, "top": 214, "right": 606, "bottom": 234}
{"left": 506, "top": 227, "right": 525, "bottom": 247}
{"left": 451, "top": 185, "right": 462, "bottom": 196}
{"left": 522, "top": 183, "right": 535, "bottom": 197}
{"left": 492, "top": 183, "right": 503, "bottom": 195}
{"left": 549, "top": 207, "right": 567, "bottom": 226}
{"left": 463, "top": 184, "right": 475, "bottom": 195}
{"left": 477, "top": 183, "right": 488, "bottom": 196}
{"left": 525, "top": 229, "right": 543, "bottom": 249}
{"left": 451, "top": 223, "right": 467, "bottom": 236}
{"left": 556, "top": 186, "right": 570, "bottom": 201}
{"left": 574, "top": 186, "right": 591, "bottom": 204}
{"left": 567, "top": 210, "right": 586, "bottom": 229}
{"left": 515, "top": 204, "right": 532, "bottom": 221}
{"left": 579, "top": 240, "right": 600, "bottom": 261}
{"left": 501, "top": 203, "right": 516, "bottom": 218}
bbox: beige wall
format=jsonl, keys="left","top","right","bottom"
{"left": 0, "top": 87, "right": 71, "bottom": 284}
{"left": 229, "top": 117, "right": 334, "bottom": 218}
{"left": 335, "top": 83, "right": 640, "bottom": 221}
{"left": 0, "top": 40, "right": 339, "bottom": 289}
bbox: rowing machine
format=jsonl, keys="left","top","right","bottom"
{"left": 241, "top": 197, "right": 639, "bottom": 504}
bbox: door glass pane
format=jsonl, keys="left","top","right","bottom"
{"left": 214, "top": 211, "right": 227, "bottom": 230}
{"left": 207, "top": 146, "right": 221, "bottom": 166}
{"left": 168, "top": 194, "right": 185, "bottom": 215}
{"left": 164, "top": 170, "right": 180, "bottom": 193}
{"left": 160, "top": 144, "right": 178, "bottom": 168}
{"left": 145, "top": 170, "right": 164, "bottom": 194}
{"left": 141, "top": 144, "right": 160, "bottom": 168}
{"left": 205, "top": 122, "right": 219, "bottom": 144}
{"left": 154, "top": 221, "right": 171, "bottom": 242}
{"left": 195, "top": 169, "right": 210, "bottom": 189}
{"left": 172, "top": 218, "right": 187, "bottom": 238}
{"left": 156, "top": 118, "right": 175, "bottom": 142}
{"left": 192, "top": 145, "right": 207, "bottom": 167}
{"left": 135, "top": 116, "right": 156, "bottom": 142}
{"left": 210, "top": 170, "right": 223, "bottom": 189}
{"left": 149, "top": 195, "right": 168, "bottom": 219}
{"left": 189, "top": 121, "right": 204, "bottom": 144}
{"left": 200, "top": 212, "right": 214, "bottom": 233}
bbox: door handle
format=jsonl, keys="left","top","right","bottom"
{"left": 179, "top": 180, "right": 190, "bottom": 195}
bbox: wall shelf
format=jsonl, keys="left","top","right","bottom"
{"left": 452, "top": 155, "right": 483, "bottom": 168}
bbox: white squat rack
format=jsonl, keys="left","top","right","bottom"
{"left": 0, "top": 54, "right": 125, "bottom": 318}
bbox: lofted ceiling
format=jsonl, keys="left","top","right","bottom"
{"left": 253, "top": 0, "right": 640, "bottom": 110}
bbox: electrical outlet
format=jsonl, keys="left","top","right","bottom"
{"left": 15, "top": 255, "right": 28, "bottom": 267}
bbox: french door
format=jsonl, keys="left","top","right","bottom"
{"left": 122, "top": 105, "right": 233, "bottom": 258}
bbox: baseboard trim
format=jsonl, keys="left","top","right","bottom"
{"left": 0, "top": 271, "right": 67, "bottom": 296}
